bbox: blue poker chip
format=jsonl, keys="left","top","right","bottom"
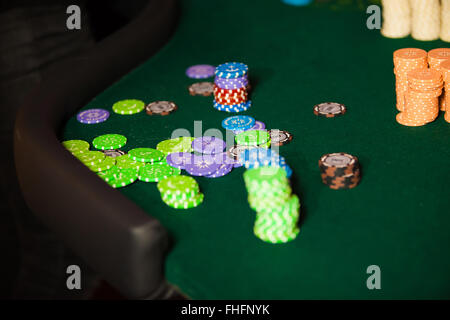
{"left": 215, "top": 62, "right": 248, "bottom": 79}
{"left": 282, "top": 0, "right": 312, "bottom": 6}
{"left": 214, "top": 100, "right": 251, "bottom": 113}
{"left": 239, "top": 148, "right": 280, "bottom": 167}
{"left": 240, "top": 148, "right": 292, "bottom": 177}
{"left": 221, "top": 115, "right": 255, "bottom": 131}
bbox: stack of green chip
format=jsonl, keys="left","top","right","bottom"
{"left": 243, "top": 166, "right": 300, "bottom": 244}
{"left": 157, "top": 175, "right": 203, "bottom": 209}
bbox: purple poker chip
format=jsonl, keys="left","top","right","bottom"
{"left": 233, "top": 120, "right": 266, "bottom": 134}
{"left": 77, "top": 108, "right": 110, "bottom": 124}
{"left": 214, "top": 75, "right": 248, "bottom": 89}
{"left": 186, "top": 64, "right": 215, "bottom": 79}
{"left": 166, "top": 152, "right": 194, "bottom": 169}
{"left": 184, "top": 155, "right": 222, "bottom": 176}
{"left": 192, "top": 136, "right": 226, "bottom": 154}
{"left": 205, "top": 163, "right": 233, "bottom": 178}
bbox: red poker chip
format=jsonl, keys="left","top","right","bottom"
{"left": 215, "top": 94, "right": 248, "bottom": 105}
{"left": 213, "top": 85, "right": 247, "bottom": 96}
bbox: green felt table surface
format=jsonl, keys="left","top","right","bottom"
{"left": 62, "top": 0, "right": 450, "bottom": 299}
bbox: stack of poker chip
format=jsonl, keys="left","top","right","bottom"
{"left": 428, "top": 48, "right": 450, "bottom": 111}
{"left": 441, "top": 60, "right": 450, "bottom": 123}
{"left": 397, "top": 68, "right": 443, "bottom": 126}
{"left": 213, "top": 62, "right": 251, "bottom": 113}
{"left": 244, "top": 166, "right": 300, "bottom": 244}
{"left": 318, "top": 153, "right": 361, "bottom": 190}
{"left": 239, "top": 148, "right": 292, "bottom": 179}
{"left": 157, "top": 175, "right": 204, "bottom": 209}
{"left": 393, "top": 48, "right": 428, "bottom": 112}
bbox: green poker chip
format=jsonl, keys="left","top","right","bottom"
{"left": 62, "top": 140, "right": 90, "bottom": 154}
{"left": 138, "top": 163, "right": 176, "bottom": 182}
{"left": 107, "top": 168, "right": 138, "bottom": 188}
{"left": 162, "top": 193, "right": 204, "bottom": 209}
{"left": 244, "top": 166, "right": 287, "bottom": 189}
{"left": 115, "top": 155, "right": 145, "bottom": 170}
{"left": 112, "top": 99, "right": 145, "bottom": 115}
{"left": 235, "top": 130, "right": 270, "bottom": 146}
{"left": 97, "top": 165, "right": 120, "bottom": 182}
{"left": 253, "top": 195, "right": 300, "bottom": 244}
{"left": 128, "top": 148, "right": 165, "bottom": 163}
{"left": 157, "top": 175, "right": 199, "bottom": 196}
{"left": 88, "top": 156, "right": 116, "bottom": 172}
{"left": 76, "top": 151, "right": 105, "bottom": 165}
{"left": 156, "top": 137, "right": 195, "bottom": 155}
{"left": 92, "top": 134, "right": 127, "bottom": 150}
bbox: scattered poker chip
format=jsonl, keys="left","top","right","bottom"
{"left": 112, "top": 99, "right": 145, "bottom": 115}
{"left": 62, "top": 140, "right": 90, "bottom": 154}
{"left": 215, "top": 62, "right": 248, "bottom": 79}
{"left": 87, "top": 156, "right": 116, "bottom": 172}
{"left": 157, "top": 137, "right": 194, "bottom": 155}
{"left": 76, "top": 151, "right": 105, "bottom": 166}
{"left": 313, "top": 102, "right": 347, "bottom": 118}
{"left": 188, "top": 82, "right": 214, "bottom": 96}
{"left": 281, "top": 0, "right": 312, "bottom": 6}
{"left": 184, "top": 155, "right": 222, "bottom": 176}
{"left": 157, "top": 175, "right": 200, "bottom": 196}
{"left": 97, "top": 165, "right": 120, "bottom": 182}
{"left": 213, "top": 100, "right": 251, "bottom": 113}
{"left": 145, "top": 101, "right": 178, "bottom": 116}
{"left": 77, "top": 108, "right": 110, "bottom": 124}
{"left": 233, "top": 120, "right": 265, "bottom": 134}
{"left": 191, "top": 136, "right": 226, "bottom": 154}
{"left": 162, "top": 193, "right": 204, "bottom": 209}
{"left": 107, "top": 168, "right": 138, "bottom": 188}
{"left": 165, "top": 152, "right": 194, "bottom": 169}
{"left": 128, "top": 148, "right": 165, "bottom": 163}
{"left": 235, "top": 130, "right": 270, "bottom": 146}
{"left": 102, "top": 149, "right": 125, "bottom": 158}
{"left": 186, "top": 64, "right": 215, "bottom": 79}
{"left": 268, "top": 129, "right": 293, "bottom": 146}
{"left": 227, "top": 145, "right": 257, "bottom": 161}
{"left": 214, "top": 75, "right": 249, "bottom": 90}
{"left": 92, "top": 134, "right": 127, "bottom": 150}
{"left": 138, "top": 163, "right": 176, "bottom": 182}
{"left": 222, "top": 115, "right": 255, "bottom": 131}
{"left": 205, "top": 163, "right": 233, "bottom": 178}
{"left": 115, "top": 154, "right": 145, "bottom": 170}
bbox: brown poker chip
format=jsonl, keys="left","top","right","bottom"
{"left": 318, "top": 153, "right": 361, "bottom": 189}
{"left": 313, "top": 102, "right": 347, "bottom": 118}
{"left": 145, "top": 101, "right": 177, "bottom": 116}
{"left": 188, "top": 82, "right": 214, "bottom": 96}
{"left": 268, "top": 129, "right": 293, "bottom": 146}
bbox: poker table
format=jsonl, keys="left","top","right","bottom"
{"left": 14, "top": 0, "right": 450, "bottom": 299}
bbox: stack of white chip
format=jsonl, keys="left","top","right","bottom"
{"left": 381, "top": 0, "right": 411, "bottom": 39}
{"left": 441, "top": 0, "right": 450, "bottom": 42}
{"left": 410, "top": 0, "right": 440, "bottom": 41}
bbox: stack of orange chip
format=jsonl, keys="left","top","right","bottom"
{"left": 396, "top": 69, "right": 443, "bottom": 126}
{"left": 428, "top": 48, "right": 450, "bottom": 111}
{"left": 393, "top": 48, "right": 428, "bottom": 111}
{"left": 441, "top": 59, "right": 450, "bottom": 123}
